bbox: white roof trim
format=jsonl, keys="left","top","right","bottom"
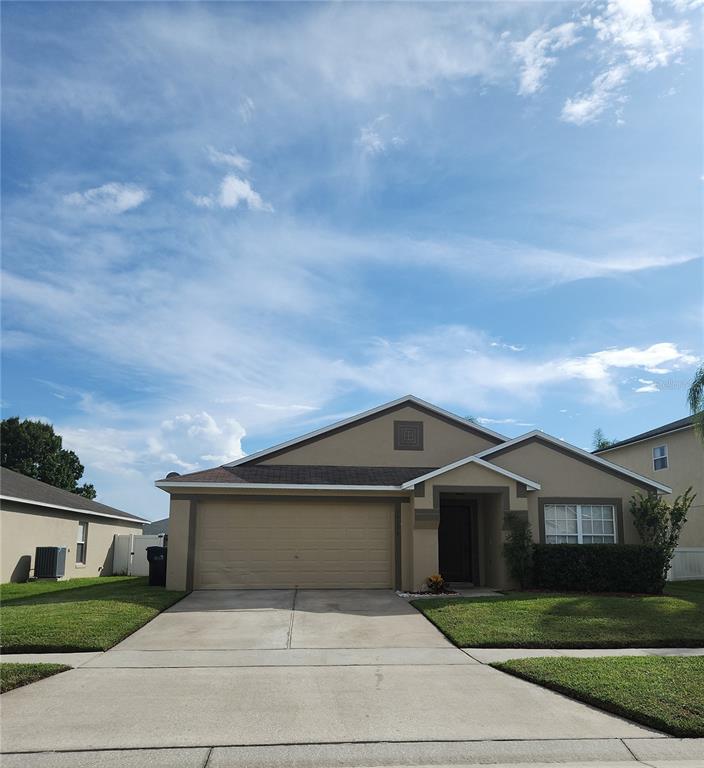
{"left": 595, "top": 424, "right": 694, "bottom": 454}
{"left": 401, "top": 456, "right": 541, "bottom": 490}
{"left": 474, "top": 430, "right": 673, "bottom": 494}
{"left": 155, "top": 482, "right": 404, "bottom": 492}
{"left": 223, "top": 395, "right": 507, "bottom": 468}
{"left": 0, "top": 495, "right": 148, "bottom": 524}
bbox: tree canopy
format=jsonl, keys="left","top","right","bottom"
{"left": 592, "top": 428, "right": 616, "bottom": 451}
{"left": 0, "top": 417, "right": 96, "bottom": 499}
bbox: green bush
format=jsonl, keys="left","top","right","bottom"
{"left": 533, "top": 544, "right": 667, "bottom": 594}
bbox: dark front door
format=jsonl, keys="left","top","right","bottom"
{"left": 438, "top": 505, "right": 473, "bottom": 582}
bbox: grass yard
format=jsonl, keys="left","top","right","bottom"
{"left": 0, "top": 663, "right": 71, "bottom": 694}
{"left": 0, "top": 576, "right": 187, "bottom": 653}
{"left": 493, "top": 655, "right": 704, "bottom": 737}
{"left": 412, "top": 581, "right": 704, "bottom": 648}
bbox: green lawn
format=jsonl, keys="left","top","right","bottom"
{"left": 493, "top": 656, "right": 704, "bottom": 737}
{"left": 412, "top": 581, "right": 704, "bottom": 648}
{"left": 0, "top": 663, "right": 71, "bottom": 694}
{"left": 0, "top": 576, "right": 187, "bottom": 653}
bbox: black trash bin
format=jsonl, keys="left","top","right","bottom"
{"left": 146, "top": 545, "right": 167, "bottom": 587}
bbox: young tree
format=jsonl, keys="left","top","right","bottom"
{"left": 592, "top": 428, "right": 616, "bottom": 451}
{"left": 687, "top": 364, "right": 704, "bottom": 444}
{"left": 629, "top": 488, "right": 696, "bottom": 582}
{"left": 0, "top": 417, "right": 96, "bottom": 499}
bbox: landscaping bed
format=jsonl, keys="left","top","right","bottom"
{"left": 0, "top": 663, "right": 71, "bottom": 694}
{"left": 412, "top": 581, "right": 704, "bottom": 648}
{"left": 492, "top": 655, "right": 704, "bottom": 737}
{"left": 0, "top": 576, "right": 187, "bottom": 653}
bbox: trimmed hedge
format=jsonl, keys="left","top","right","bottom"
{"left": 532, "top": 544, "right": 666, "bottom": 594}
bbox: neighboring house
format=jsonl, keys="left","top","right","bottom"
{"left": 157, "top": 396, "right": 671, "bottom": 592}
{"left": 594, "top": 416, "right": 704, "bottom": 580}
{"left": 1, "top": 467, "right": 146, "bottom": 583}
{"left": 143, "top": 517, "right": 169, "bottom": 535}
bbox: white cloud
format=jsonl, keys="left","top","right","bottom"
{"left": 490, "top": 341, "right": 525, "bottom": 352}
{"left": 159, "top": 412, "right": 246, "bottom": 466}
{"left": 207, "top": 145, "right": 251, "bottom": 172}
{"left": 219, "top": 174, "right": 272, "bottom": 211}
{"left": 635, "top": 379, "right": 660, "bottom": 392}
{"left": 562, "top": 0, "right": 691, "bottom": 124}
{"left": 561, "top": 65, "right": 629, "bottom": 124}
{"left": 512, "top": 22, "right": 580, "bottom": 96}
{"left": 189, "top": 175, "right": 272, "bottom": 212}
{"left": 63, "top": 183, "right": 149, "bottom": 214}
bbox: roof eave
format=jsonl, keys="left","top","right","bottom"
{"left": 0, "top": 494, "right": 148, "bottom": 524}
{"left": 154, "top": 481, "right": 405, "bottom": 492}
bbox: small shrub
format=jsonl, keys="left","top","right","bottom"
{"left": 503, "top": 513, "right": 533, "bottom": 589}
{"left": 426, "top": 574, "right": 446, "bottom": 594}
{"left": 533, "top": 544, "right": 666, "bottom": 594}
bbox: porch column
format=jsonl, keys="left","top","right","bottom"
{"left": 412, "top": 508, "right": 440, "bottom": 592}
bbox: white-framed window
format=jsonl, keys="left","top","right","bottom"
{"left": 545, "top": 504, "right": 617, "bottom": 544}
{"left": 653, "top": 444, "right": 668, "bottom": 471}
{"left": 76, "top": 521, "right": 88, "bottom": 564}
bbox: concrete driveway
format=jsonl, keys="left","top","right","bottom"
{"left": 1, "top": 589, "right": 665, "bottom": 765}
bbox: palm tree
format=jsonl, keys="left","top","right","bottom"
{"left": 688, "top": 364, "right": 704, "bottom": 443}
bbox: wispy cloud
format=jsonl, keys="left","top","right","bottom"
{"left": 357, "top": 115, "right": 405, "bottom": 156}
{"left": 512, "top": 22, "right": 580, "bottom": 96}
{"left": 207, "top": 145, "right": 251, "bottom": 173}
{"left": 561, "top": 0, "right": 691, "bottom": 124}
{"left": 63, "top": 183, "right": 149, "bottom": 214}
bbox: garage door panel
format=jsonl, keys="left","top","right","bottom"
{"left": 194, "top": 500, "right": 394, "bottom": 589}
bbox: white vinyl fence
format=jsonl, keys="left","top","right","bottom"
{"left": 113, "top": 534, "right": 165, "bottom": 576}
{"left": 667, "top": 548, "right": 704, "bottom": 581}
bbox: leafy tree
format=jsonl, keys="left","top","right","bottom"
{"left": 592, "top": 428, "right": 616, "bottom": 451}
{"left": 503, "top": 513, "right": 534, "bottom": 589}
{"left": 629, "top": 488, "right": 696, "bottom": 583}
{"left": 0, "top": 417, "right": 96, "bottom": 499}
{"left": 687, "top": 364, "right": 704, "bottom": 444}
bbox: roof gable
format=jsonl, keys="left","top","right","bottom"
{"left": 227, "top": 395, "right": 506, "bottom": 467}
{"left": 476, "top": 431, "right": 672, "bottom": 493}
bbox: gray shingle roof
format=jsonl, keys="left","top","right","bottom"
{"left": 594, "top": 416, "right": 695, "bottom": 453}
{"left": 0, "top": 467, "right": 146, "bottom": 522}
{"left": 159, "top": 464, "right": 438, "bottom": 486}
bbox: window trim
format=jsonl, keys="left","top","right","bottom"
{"left": 538, "top": 497, "right": 623, "bottom": 545}
{"left": 76, "top": 521, "right": 88, "bottom": 564}
{"left": 652, "top": 444, "right": 668, "bottom": 471}
{"left": 544, "top": 503, "right": 617, "bottom": 544}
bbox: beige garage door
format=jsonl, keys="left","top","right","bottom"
{"left": 194, "top": 499, "right": 395, "bottom": 589}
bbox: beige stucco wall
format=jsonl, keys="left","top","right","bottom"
{"left": 489, "top": 440, "right": 659, "bottom": 545}
{"left": 165, "top": 498, "right": 192, "bottom": 591}
{"left": 598, "top": 428, "right": 703, "bottom": 547}
{"left": 0, "top": 501, "right": 143, "bottom": 583}
{"left": 259, "top": 405, "right": 500, "bottom": 467}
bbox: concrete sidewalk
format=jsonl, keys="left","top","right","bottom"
{"left": 2, "top": 739, "right": 703, "bottom": 767}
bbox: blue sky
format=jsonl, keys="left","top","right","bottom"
{"left": 2, "top": 1, "right": 702, "bottom": 520}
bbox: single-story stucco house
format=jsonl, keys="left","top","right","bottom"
{"left": 1, "top": 467, "right": 146, "bottom": 582}
{"left": 157, "top": 396, "right": 674, "bottom": 592}
{"left": 594, "top": 415, "right": 704, "bottom": 580}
